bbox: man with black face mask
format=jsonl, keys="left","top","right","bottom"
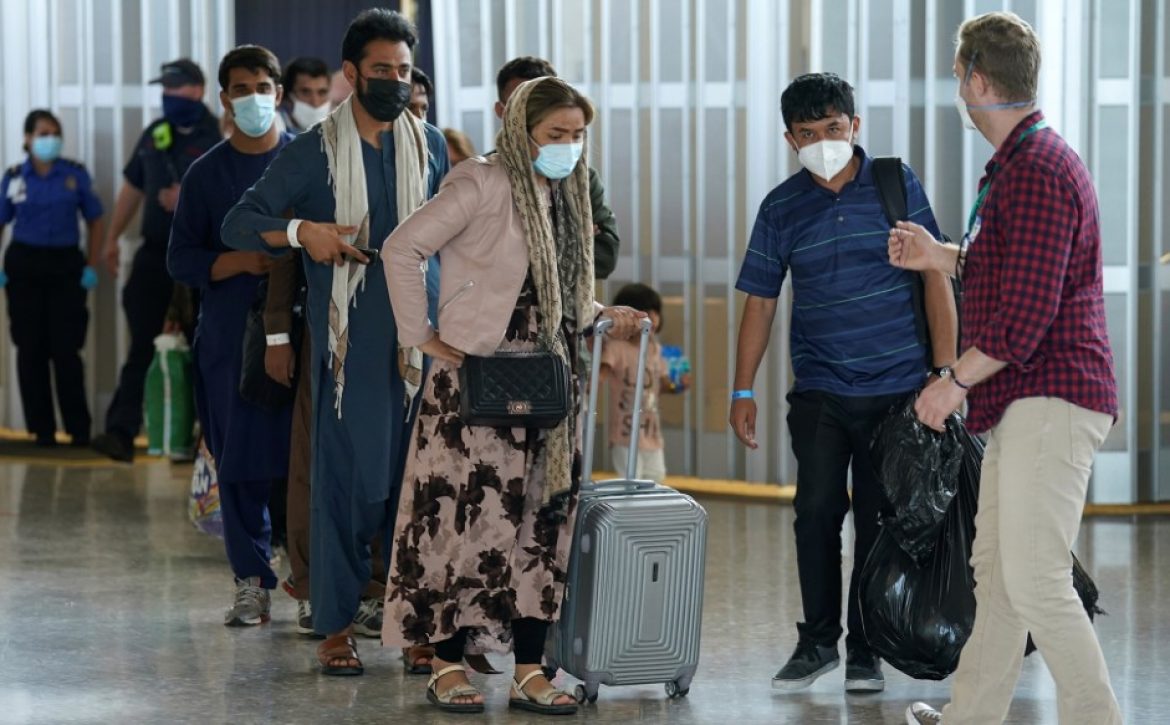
{"left": 223, "top": 9, "right": 448, "bottom": 677}
{"left": 92, "top": 59, "right": 221, "bottom": 463}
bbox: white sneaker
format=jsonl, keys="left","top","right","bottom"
{"left": 224, "top": 577, "right": 271, "bottom": 626}
{"left": 906, "top": 702, "right": 943, "bottom": 724}
{"left": 295, "top": 599, "right": 315, "bottom": 636}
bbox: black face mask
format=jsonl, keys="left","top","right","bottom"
{"left": 356, "top": 76, "right": 412, "bottom": 123}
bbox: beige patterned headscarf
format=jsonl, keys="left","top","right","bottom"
{"left": 496, "top": 77, "right": 595, "bottom": 505}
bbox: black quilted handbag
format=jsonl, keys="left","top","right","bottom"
{"left": 458, "top": 351, "right": 571, "bottom": 428}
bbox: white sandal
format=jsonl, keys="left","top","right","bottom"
{"left": 426, "top": 664, "right": 485, "bottom": 714}
{"left": 508, "top": 669, "right": 579, "bottom": 715}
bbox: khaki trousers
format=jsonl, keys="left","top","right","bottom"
{"left": 943, "top": 397, "right": 1120, "bottom": 725}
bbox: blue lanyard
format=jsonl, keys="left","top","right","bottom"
{"left": 966, "top": 120, "right": 1048, "bottom": 234}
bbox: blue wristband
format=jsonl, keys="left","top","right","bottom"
{"left": 732, "top": 390, "right": 754, "bottom": 401}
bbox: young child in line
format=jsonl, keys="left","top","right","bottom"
{"left": 601, "top": 284, "right": 691, "bottom": 483}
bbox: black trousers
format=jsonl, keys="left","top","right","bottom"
{"left": 4, "top": 242, "right": 91, "bottom": 442}
{"left": 786, "top": 389, "right": 904, "bottom": 652}
{"left": 104, "top": 244, "right": 173, "bottom": 441}
{"left": 434, "top": 618, "right": 549, "bottom": 665}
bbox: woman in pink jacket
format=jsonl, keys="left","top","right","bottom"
{"left": 381, "top": 76, "right": 642, "bottom": 716}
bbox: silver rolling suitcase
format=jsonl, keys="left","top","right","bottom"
{"left": 544, "top": 317, "right": 708, "bottom": 704}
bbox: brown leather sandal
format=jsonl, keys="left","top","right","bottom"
{"left": 318, "top": 635, "right": 363, "bottom": 676}
{"left": 403, "top": 645, "right": 435, "bottom": 675}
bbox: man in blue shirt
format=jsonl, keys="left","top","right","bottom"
{"left": 167, "top": 44, "right": 295, "bottom": 627}
{"left": 729, "top": 73, "right": 957, "bottom": 693}
{"left": 0, "top": 110, "right": 104, "bottom": 446}
{"left": 222, "top": 9, "right": 447, "bottom": 676}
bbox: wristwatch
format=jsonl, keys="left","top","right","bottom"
{"left": 932, "top": 365, "right": 973, "bottom": 390}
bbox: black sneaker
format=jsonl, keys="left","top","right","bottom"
{"left": 92, "top": 432, "right": 134, "bottom": 462}
{"left": 771, "top": 640, "right": 840, "bottom": 691}
{"left": 845, "top": 648, "right": 885, "bottom": 693}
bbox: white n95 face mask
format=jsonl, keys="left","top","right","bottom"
{"left": 798, "top": 137, "right": 854, "bottom": 181}
{"left": 292, "top": 99, "right": 331, "bottom": 129}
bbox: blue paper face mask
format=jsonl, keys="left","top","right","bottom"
{"left": 31, "top": 135, "right": 63, "bottom": 162}
{"left": 531, "top": 137, "right": 584, "bottom": 180}
{"left": 230, "top": 93, "right": 277, "bottom": 137}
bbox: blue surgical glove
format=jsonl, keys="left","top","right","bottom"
{"left": 80, "top": 265, "right": 98, "bottom": 290}
{"left": 0, "top": 270, "right": 7, "bottom": 289}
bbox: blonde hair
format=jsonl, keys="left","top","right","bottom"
{"left": 956, "top": 11, "right": 1041, "bottom": 102}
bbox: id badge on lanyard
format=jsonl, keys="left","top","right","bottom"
{"left": 964, "top": 119, "right": 1047, "bottom": 249}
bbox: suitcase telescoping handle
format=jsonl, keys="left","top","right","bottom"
{"left": 581, "top": 316, "right": 656, "bottom": 490}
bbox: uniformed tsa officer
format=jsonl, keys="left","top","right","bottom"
{"left": 91, "top": 58, "right": 221, "bottom": 462}
{"left": 0, "top": 110, "right": 105, "bottom": 447}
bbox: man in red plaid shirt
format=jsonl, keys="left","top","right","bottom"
{"left": 890, "top": 12, "right": 1121, "bottom": 725}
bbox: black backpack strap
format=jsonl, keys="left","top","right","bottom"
{"left": 872, "top": 156, "right": 908, "bottom": 227}
{"left": 872, "top": 156, "right": 934, "bottom": 360}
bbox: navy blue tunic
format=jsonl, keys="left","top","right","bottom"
{"left": 168, "top": 136, "right": 294, "bottom": 482}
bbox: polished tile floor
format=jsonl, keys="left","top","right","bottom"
{"left": 0, "top": 459, "right": 1166, "bottom": 724}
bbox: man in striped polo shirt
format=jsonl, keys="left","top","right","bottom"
{"left": 729, "top": 73, "right": 958, "bottom": 694}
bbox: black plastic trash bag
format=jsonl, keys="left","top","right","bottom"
{"left": 863, "top": 407, "right": 1107, "bottom": 677}
{"left": 860, "top": 419, "right": 984, "bottom": 680}
{"left": 1024, "top": 553, "right": 1105, "bottom": 656}
{"left": 870, "top": 394, "right": 965, "bottom": 564}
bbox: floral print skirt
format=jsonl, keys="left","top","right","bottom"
{"left": 382, "top": 279, "right": 581, "bottom": 654}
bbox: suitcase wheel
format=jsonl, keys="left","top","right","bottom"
{"left": 665, "top": 680, "right": 690, "bottom": 699}
{"left": 574, "top": 684, "right": 599, "bottom": 704}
